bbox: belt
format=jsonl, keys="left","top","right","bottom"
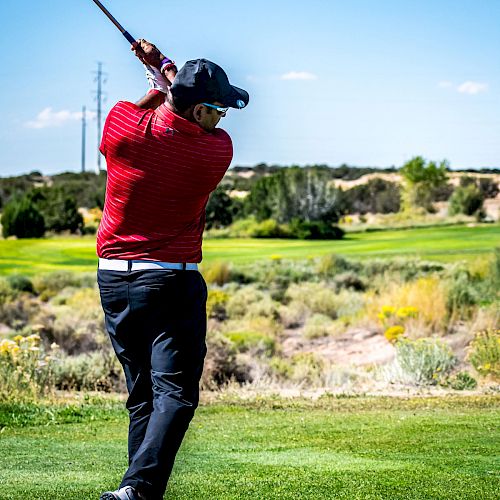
{"left": 98, "top": 258, "right": 198, "bottom": 271}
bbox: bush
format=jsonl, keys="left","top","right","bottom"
{"left": 448, "top": 184, "right": 484, "bottom": 217}
{"left": 466, "top": 328, "right": 500, "bottom": 379}
{"left": 333, "top": 272, "right": 366, "bottom": 292}
{"left": 206, "top": 289, "right": 230, "bottom": 320}
{"left": 391, "top": 337, "right": 456, "bottom": 385}
{"left": 303, "top": 314, "right": 335, "bottom": 339}
{"left": 224, "top": 331, "right": 275, "bottom": 356}
{"left": 446, "top": 270, "right": 481, "bottom": 319}
{"left": 289, "top": 219, "right": 344, "bottom": 240}
{"left": 285, "top": 282, "right": 338, "bottom": 318}
{"left": 368, "top": 277, "right": 447, "bottom": 333}
{"left": 53, "top": 351, "right": 124, "bottom": 392}
{"left": 226, "top": 285, "right": 277, "bottom": 318}
{"left": 290, "top": 352, "right": 325, "bottom": 384}
{"left": 6, "top": 274, "right": 34, "bottom": 294}
{"left": 0, "top": 334, "right": 56, "bottom": 402}
{"left": 43, "top": 287, "right": 106, "bottom": 354}
{"left": 251, "top": 219, "right": 291, "bottom": 238}
{"left": 316, "top": 254, "right": 361, "bottom": 277}
{"left": 202, "top": 330, "right": 251, "bottom": 388}
{"left": 1, "top": 196, "right": 45, "bottom": 238}
{"left": 203, "top": 261, "right": 232, "bottom": 286}
{"left": 445, "top": 371, "right": 477, "bottom": 390}
{"left": 0, "top": 277, "right": 16, "bottom": 306}
{"left": 32, "top": 271, "right": 93, "bottom": 300}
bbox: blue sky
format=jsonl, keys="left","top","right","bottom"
{"left": 0, "top": 0, "right": 498, "bottom": 176}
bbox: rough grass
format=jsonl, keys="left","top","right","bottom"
{"left": 0, "top": 224, "right": 498, "bottom": 276}
{"left": 0, "top": 395, "right": 499, "bottom": 499}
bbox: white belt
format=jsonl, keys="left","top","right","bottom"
{"left": 98, "top": 258, "right": 198, "bottom": 271}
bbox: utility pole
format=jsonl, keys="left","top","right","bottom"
{"left": 93, "top": 62, "right": 107, "bottom": 174}
{"left": 81, "top": 105, "right": 86, "bottom": 173}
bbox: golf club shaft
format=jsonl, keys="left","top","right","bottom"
{"left": 92, "top": 0, "right": 136, "bottom": 44}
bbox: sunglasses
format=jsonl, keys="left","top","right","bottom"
{"left": 202, "top": 102, "right": 229, "bottom": 115}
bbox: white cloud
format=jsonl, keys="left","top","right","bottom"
{"left": 25, "top": 107, "right": 96, "bottom": 129}
{"left": 281, "top": 71, "right": 318, "bottom": 81}
{"left": 438, "top": 80, "right": 453, "bottom": 88}
{"left": 457, "top": 81, "right": 488, "bottom": 95}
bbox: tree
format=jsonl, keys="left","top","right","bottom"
{"left": 1, "top": 196, "right": 45, "bottom": 238}
{"left": 28, "top": 187, "right": 83, "bottom": 233}
{"left": 400, "top": 157, "right": 449, "bottom": 212}
{"left": 448, "top": 184, "right": 484, "bottom": 217}
{"left": 245, "top": 167, "right": 345, "bottom": 223}
{"left": 343, "top": 178, "right": 401, "bottom": 214}
{"left": 205, "top": 187, "right": 234, "bottom": 229}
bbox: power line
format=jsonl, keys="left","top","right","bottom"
{"left": 93, "top": 62, "right": 107, "bottom": 174}
{"left": 81, "top": 105, "right": 86, "bottom": 173}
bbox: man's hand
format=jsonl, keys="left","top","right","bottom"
{"left": 131, "top": 39, "right": 165, "bottom": 69}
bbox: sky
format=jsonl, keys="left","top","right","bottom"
{"left": 0, "top": 0, "right": 498, "bottom": 176}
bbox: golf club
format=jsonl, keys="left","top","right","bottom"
{"left": 91, "top": 0, "right": 136, "bottom": 45}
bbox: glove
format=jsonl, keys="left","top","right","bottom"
{"left": 144, "top": 64, "right": 169, "bottom": 94}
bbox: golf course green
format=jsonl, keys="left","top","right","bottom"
{"left": 0, "top": 224, "right": 498, "bottom": 276}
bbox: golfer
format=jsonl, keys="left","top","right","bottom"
{"left": 97, "top": 39, "right": 249, "bottom": 500}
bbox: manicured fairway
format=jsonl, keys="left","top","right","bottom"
{"left": 0, "top": 396, "right": 498, "bottom": 499}
{"left": 0, "top": 224, "right": 498, "bottom": 275}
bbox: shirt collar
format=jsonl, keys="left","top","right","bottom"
{"left": 154, "top": 104, "right": 206, "bottom": 136}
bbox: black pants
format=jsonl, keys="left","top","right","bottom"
{"left": 97, "top": 268, "right": 208, "bottom": 499}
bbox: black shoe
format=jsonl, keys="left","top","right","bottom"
{"left": 100, "top": 486, "right": 144, "bottom": 500}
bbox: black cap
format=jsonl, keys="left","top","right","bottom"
{"left": 170, "top": 59, "right": 249, "bottom": 109}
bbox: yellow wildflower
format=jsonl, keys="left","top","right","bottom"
{"left": 396, "top": 306, "right": 419, "bottom": 319}
{"left": 381, "top": 306, "right": 396, "bottom": 316}
{"left": 13, "top": 335, "right": 24, "bottom": 343}
{"left": 384, "top": 325, "right": 405, "bottom": 343}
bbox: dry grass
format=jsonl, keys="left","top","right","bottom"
{"left": 366, "top": 276, "right": 448, "bottom": 336}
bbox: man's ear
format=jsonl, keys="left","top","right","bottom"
{"left": 193, "top": 104, "right": 204, "bottom": 123}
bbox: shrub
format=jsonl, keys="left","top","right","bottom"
{"left": 279, "top": 301, "right": 310, "bottom": 328}
{"left": 448, "top": 184, "right": 484, "bottom": 217}
{"left": 202, "top": 330, "right": 252, "bottom": 388}
{"left": 6, "top": 274, "right": 34, "bottom": 294}
{"left": 45, "top": 288, "right": 106, "bottom": 354}
{"left": 251, "top": 219, "right": 290, "bottom": 238}
{"left": 316, "top": 254, "right": 360, "bottom": 277}
{"left": 226, "top": 286, "right": 272, "bottom": 319}
{"left": 0, "top": 295, "right": 40, "bottom": 329}
{"left": 466, "top": 328, "right": 500, "bottom": 379}
{"left": 285, "top": 282, "right": 338, "bottom": 318}
{"left": 445, "top": 371, "right": 478, "bottom": 391}
{"left": 362, "top": 258, "right": 445, "bottom": 282}
{"left": 224, "top": 331, "right": 275, "bottom": 356}
{"left": 206, "top": 289, "right": 230, "bottom": 320}
{"left": 290, "top": 352, "right": 325, "bottom": 384}
{"left": 53, "top": 351, "right": 124, "bottom": 392}
{"left": 0, "top": 277, "right": 16, "bottom": 306}
{"left": 202, "top": 261, "right": 232, "bottom": 286}
{"left": 333, "top": 271, "right": 366, "bottom": 292}
{"left": 32, "top": 271, "right": 93, "bottom": 300}
{"left": 445, "top": 270, "right": 481, "bottom": 319}
{"left": 1, "top": 196, "right": 45, "bottom": 238}
{"left": 303, "top": 314, "right": 335, "bottom": 339}
{"left": 367, "top": 277, "right": 447, "bottom": 333}
{"left": 391, "top": 337, "right": 456, "bottom": 385}
{"left": 268, "top": 356, "right": 294, "bottom": 379}
{"left": 0, "top": 334, "right": 56, "bottom": 402}
{"left": 289, "top": 219, "right": 344, "bottom": 240}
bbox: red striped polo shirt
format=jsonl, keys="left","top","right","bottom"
{"left": 96, "top": 101, "right": 233, "bottom": 262}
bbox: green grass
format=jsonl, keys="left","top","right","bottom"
{"left": 0, "top": 224, "right": 498, "bottom": 275}
{"left": 0, "top": 395, "right": 499, "bottom": 499}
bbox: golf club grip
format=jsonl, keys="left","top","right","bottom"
{"left": 122, "top": 31, "right": 136, "bottom": 45}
